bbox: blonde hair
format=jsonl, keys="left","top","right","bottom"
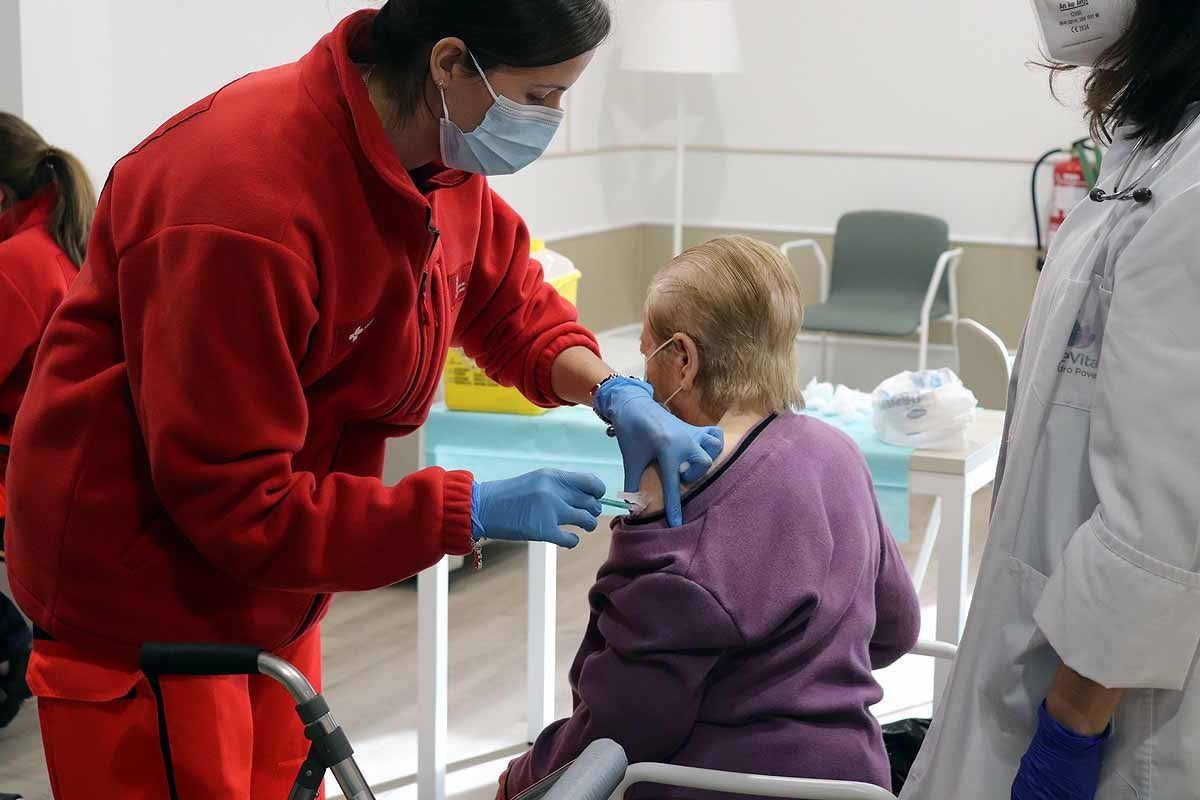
{"left": 645, "top": 235, "right": 804, "bottom": 418}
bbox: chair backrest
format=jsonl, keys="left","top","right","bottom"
{"left": 831, "top": 211, "right": 951, "bottom": 303}
{"left": 955, "top": 319, "right": 1011, "bottom": 410}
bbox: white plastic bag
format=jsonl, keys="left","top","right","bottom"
{"left": 872, "top": 369, "right": 977, "bottom": 450}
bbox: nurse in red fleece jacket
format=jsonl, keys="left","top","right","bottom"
{"left": 0, "top": 113, "right": 95, "bottom": 730}
{"left": 4, "top": 2, "right": 724, "bottom": 798}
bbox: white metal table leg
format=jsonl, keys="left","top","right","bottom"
{"left": 933, "top": 480, "right": 971, "bottom": 705}
{"left": 907, "top": 416, "right": 1002, "bottom": 711}
{"left": 528, "top": 542, "right": 557, "bottom": 743}
{"left": 418, "top": 557, "right": 449, "bottom": 800}
{"left": 911, "top": 497, "right": 942, "bottom": 594}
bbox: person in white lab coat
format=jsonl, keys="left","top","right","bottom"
{"left": 900, "top": 2, "right": 1200, "bottom": 799}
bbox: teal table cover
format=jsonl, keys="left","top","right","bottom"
{"left": 800, "top": 409, "right": 914, "bottom": 543}
{"left": 422, "top": 404, "right": 914, "bottom": 541}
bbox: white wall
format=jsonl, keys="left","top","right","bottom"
{"left": 107, "top": 1, "right": 362, "bottom": 167}
{"left": 489, "top": 0, "right": 1096, "bottom": 246}
{"left": 17, "top": 0, "right": 115, "bottom": 188}
{"left": 485, "top": 0, "right": 650, "bottom": 239}
{"left": 635, "top": 0, "right": 1090, "bottom": 246}
{"left": 0, "top": 0, "right": 21, "bottom": 114}
{"left": 13, "top": 0, "right": 642, "bottom": 240}
{"left": 13, "top": 0, "right": 1087, "bottom": 245}
{"left": 16, "top": 0, "right": 365, "bottom": 188}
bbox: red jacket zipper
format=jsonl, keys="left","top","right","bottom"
{"left": 385, "top": 208, "right": 441, "bottom": 419}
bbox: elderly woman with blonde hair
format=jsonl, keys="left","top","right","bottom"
{"left": 500, "top": 236, "right": 921, "bottom": 799}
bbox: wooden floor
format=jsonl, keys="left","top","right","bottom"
{"left": 0, "top": 490, "right": 991, "bottom": 800}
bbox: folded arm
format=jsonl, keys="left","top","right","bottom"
{"left": 127, "top": 226, "right": 472, "bottom": 593}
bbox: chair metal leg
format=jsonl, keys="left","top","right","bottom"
{"left": 918, "top": 322, "right": 929, "bottom": 372}
{"left": 820, "top": 333, "right": 831, "bottom": 381}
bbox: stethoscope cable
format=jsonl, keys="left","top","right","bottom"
{"left": 1090, "top": 110, "right": 1200, "bottom": 204}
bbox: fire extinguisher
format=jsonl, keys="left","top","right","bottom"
{"left": 1032, "top": 137, "right": 1103, "bottom": 270}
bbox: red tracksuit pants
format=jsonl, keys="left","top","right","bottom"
{"left": 27, "top": 626, "right": 323, "bottom": 799}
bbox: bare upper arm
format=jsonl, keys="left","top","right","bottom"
{"left": 637, "top": 465, "right": 665, "bottom": 516}
{"left": 630, "top": 424, "right": 749, "bottom": 518}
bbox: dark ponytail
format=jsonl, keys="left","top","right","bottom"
{"left": 40, "top": 148, "right": 96, "bottom": 268}
{"left": 370, "top": 0, "right": 611, "bottom": 117}
{"left": 1044, "top": 1, "right": 1200, "bottom": 147}
{"left": 0, "top": 112, "right": 96, "bottom": 268}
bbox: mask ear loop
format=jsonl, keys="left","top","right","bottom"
{"left": 646, "top": 335, "right": 677, "bottom": 363}
{"left": 661, "top": 384, "right": 684, "bottom": 412}
{"left": 437, "top": 80, "right": 450, "bottom": 122}
{"left": 466, "top": 48, "right": 500, "bottom": 102}
{"left": 647, "top": 335, "right": 686, "bottom": 411}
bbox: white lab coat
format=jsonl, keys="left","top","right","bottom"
{"left": 901, "top": 119, "right": 1200, "bottom": 800}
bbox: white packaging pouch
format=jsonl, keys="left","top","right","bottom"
{"left": 872, "top": 369, "right": 978, "bottom": 450}
{"left": 802, "top": 378, "right": 873, "bottom": 422}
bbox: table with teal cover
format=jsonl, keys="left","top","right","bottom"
{"left": 422, "top": 403, "right": 627, "bottom": 499}
{"left": 802, "top": 410, "right": 914, "bottom": 543}
{"left": 421, "top": 403, "right": 914, "bottom": 541}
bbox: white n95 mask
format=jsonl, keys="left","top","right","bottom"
{"left": 439, "top": 50, "right": 564, "bottom": 176}
{"left": 1030, "top": 0, "right": 1135, "bottom": 66}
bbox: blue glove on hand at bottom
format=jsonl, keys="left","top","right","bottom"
{"left": 1011, "top": 702, "right": 1109, "bottom": 800}
{"left": 471, "top": 470, "right": 605, "bottom": 549}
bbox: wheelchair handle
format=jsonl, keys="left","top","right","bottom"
{"left": 140, "top": 643, "right": 264, "bottom": 677}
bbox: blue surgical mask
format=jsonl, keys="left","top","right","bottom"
{"left": 439, "top": 50, "right": 564, "bottom": 176}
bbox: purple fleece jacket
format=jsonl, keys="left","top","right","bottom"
{"left": 503, "top": 413, "right": 921, "bottom": 799}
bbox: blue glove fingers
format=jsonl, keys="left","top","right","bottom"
{"left": 680, "top": 443, "right": 715, "bottom": 485}
{"left": 538, "top": 526, "right": 582, "bottom": 549}
{"left": 700, "top": 427, "right": 724, "bottom": 459}
{"left": 620, "top": 446, "right": 650, "bottom": 494}
{"left": 659, "top": 457, "right": 685, "bottom": 527}
{"left": 559, "top": 503, "right": 600, "bottom": 533}
{"left": 551, "top": 471, "right": 604, "bottom": 518}
{"left": 554, "top": 471, "right": 606, "bottom": 500}
{"left": 563, "top": 488, "right": 603, "bottom": 519}
{"left": 680, "top": 428, "right": 724, "bottom": 483}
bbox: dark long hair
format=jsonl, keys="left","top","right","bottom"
{"left": 1049, "top": 1, "right": 1200, "bottom": 146}
{"left": 0, "top": 113, "right": 96, "bottom": 268}
{"left": 371, "top": 0, "right": 611, "bottom": 118}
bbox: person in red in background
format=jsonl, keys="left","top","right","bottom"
{"left": 4, "top": 2, "right": 724, "bottom": 798}
{"left": 0, "top": 113, "right": 95, "bottom": 730}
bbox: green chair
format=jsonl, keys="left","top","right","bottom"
{"left": 782, "top": 211, "right": 963, "bottom": 375}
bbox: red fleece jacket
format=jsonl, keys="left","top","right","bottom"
{"left": 0, "top": 187, "right": 77, "bottom": 511}
{"left": 5, "top": 10, "right": 597, "bottom": 657}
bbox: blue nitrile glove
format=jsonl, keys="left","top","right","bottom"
{"left": 594, "top": 377, "right": 724, "bottom": 527}
{"left": 1011, "top": 702, "right": 1110, "bottom": 800}
{"left": 471, "top": 470, "right": 605, "bottom": 549}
